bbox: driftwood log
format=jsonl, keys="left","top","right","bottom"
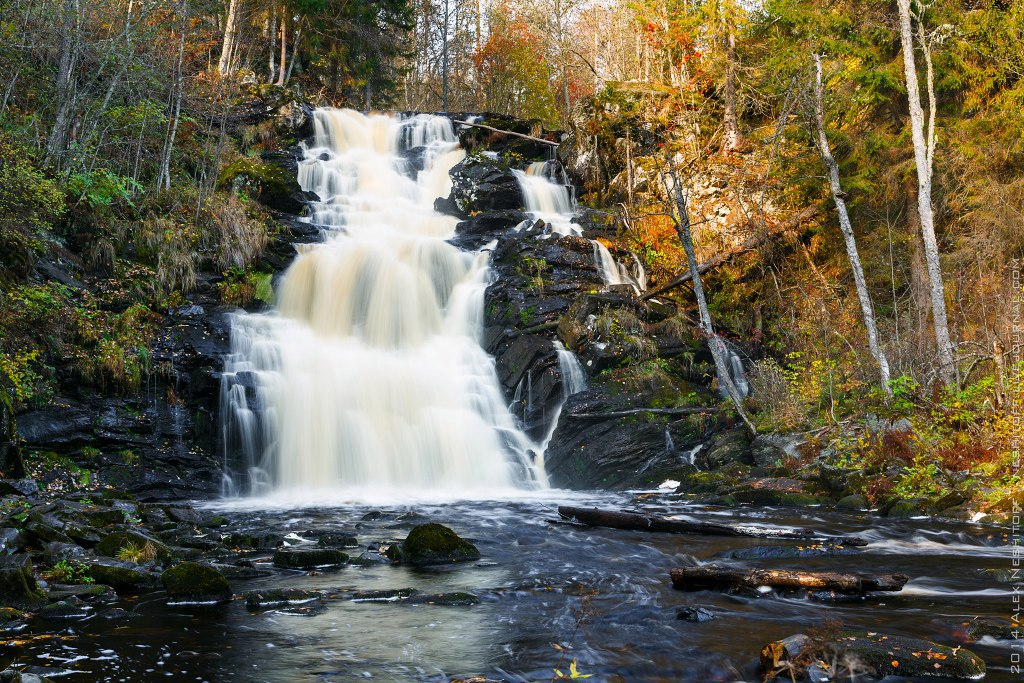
{"left": 670, "top": 565, "right": 909, "bottom": 594}
{"left": 455, "top": 120, "right": 559, "bottom": 146}
{"left": 556, "top": 506, "right": 868, "bottom": 546}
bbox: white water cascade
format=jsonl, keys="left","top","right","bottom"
{"left": 221, "top": 109, "right": 543, "bottom": 500}
{"left": 514, "top": 161, "right": 643, "bottom": 294}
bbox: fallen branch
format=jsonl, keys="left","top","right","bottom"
{"left": 557, "top": 506, "right": 867, "bottom": 546}
{"left": 641, "top": 205, "right": 823, "bottom": 302}
{"left": 456, "top": 120, "right": 559, "bottom": 146}
{"left": 565, "top": 407, "right": 719, "bottom": 419}
{"left": 670, "top": 565, "right": 908, "bottom": 594}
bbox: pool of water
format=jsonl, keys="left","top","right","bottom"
{"left": 2, "top": 492, "right": 1017, "bottom": 682}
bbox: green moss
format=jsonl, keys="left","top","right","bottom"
{"left": 400, "top": 523, "right": 481, "bottom": 566}
{"left": 160, "top": 562, "right": 231, "bottom": 602}
{"left": 272, "top": 548, "right": 348, "bottom": 569}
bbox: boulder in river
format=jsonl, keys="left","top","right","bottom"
{"left": 761, "top": 631, "right": 986, "bottom": 681}
{"left": 399, "top": 523, "right": 480, "bottom": 566}
{"left": 160, "top": 562, "right": 231, "bottom": 604}
{"left": 272, "top": 548, "right": 348, "bottom": 569}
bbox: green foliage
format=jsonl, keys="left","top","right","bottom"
{"left": 517, "top": 255, "right": 550, "bottom": 291}
{"left": 44, "top": 560, "right": 94, "bottom": 585}
{"left": 67, "top": 169, "right": 141, "bottom": 210}
{"left": 219, "top": 267, "right": 275, "bottom": 307}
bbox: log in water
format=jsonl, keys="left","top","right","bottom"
{"left": 670, "top": 565, "right": 910, "bottom": 594}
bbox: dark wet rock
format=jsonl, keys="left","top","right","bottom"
{"left": 142, "top": 507, "right": 175, "bottom": 530}
{"left": 399, "top": 523, "right": 480, "bottom": 566}
{"left": 37, "top": 597, "right": 92, "bottom": 620}
{"left": 78, "top": 506, "right": 127, "bottom": 528}
{"left": 0, "top": 671, "right": 55, "bottom": 683}
{"left": 886, "top": 498, "right": 927, "bottom": 518}
{"left": 836, "top": 494, "right": 869, "bottom": 511}
{"left": 42, "top": 542, "right": 84, "bottom": 564}
{"left": 0, "top": 480, "right": 38, "bottom": 497}
{"left": 761, "top": 631, "right": 986, "bottom": 681}
{"left": 315, "top": 532, "right": 358, "bottom": 548}
{"left": 719, "top": 543, "right": 861, "bottom": 560}
{"left": 676, "top": 606, "right": 716, "bottom": 622}
{"left": 749, "top": 433, "right": 803, "bottom": 468}
{"left": 272, "top": 548, "right": 348, "bottom": 569}
{"left": 448, "top": 155, "right": 524, "bottom": 214}
{"left": 47, "top": 583, "right": 117, "bottom": 604}
{"left": 160, "top": 562, "right": 231, "bottom": 603}
{"left": 0, "top": 607, "right": 24, "bottom": 624}
{"left": 696, "top": 429, "right": 753, "bottom": 470}
{"left": 725, "top": 478, "right": 824, "bottom": 507}
{"left": 350, "top": 588, "right": 418, "bottom": 602}
{"left": 452, "top": 210, "right": 529, "bottom": 249}
{"left": 208, "top": 562, "right": 273, "bottom": 580}
{"left": 976, "top": 568, "right": 1017, "bottom": 583}
{"left": 0, "top": 554, "right": 46, "bottom": 609}
{"left": 166, "top": 506, "right": 204, "bottom": 524}
{"left": 86, "top": 558, "right": 158, "bottom": 591}
{"left": 545, "top": 390, "right": 706, "bottom": 489}
{"left": 0, "top": 528, "right": 24, "bottom": 554}
{"left": 404, "top": 592, "right": 480, "bottom": 606}
{"left": 244, "top": 588, "right": 322, "bottom": 609}
{"left": 24, "top": 513, "right": 73, "bottom": 545}
{"left": 96, "top": 530, "right": 169, "bottom": 559}
{"left": 223, "top": 531, "right": 282, "bottom": 550}
{"left": 954, "top": 617, "right": 1017, "bottom": 641}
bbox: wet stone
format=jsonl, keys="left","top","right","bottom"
{"left": 37, "top": 598, "right": 92, "bottom": 620}
{"left": 399, "top": 523, "right": 480, "bottom": 566}
{"left": 0, "top": 554, "right": 46, "bottom": 609}
{"left": 87, "top": 558, "right": 158, "bottom": 591}
{"left": 315, "top": 532, "right": 358, "bottom": 548}
{"left": 244, "top": 588, "right": 322, "bottom": 609}
{"left": 272, "top": 548, "right": 348, "bottom": 569}
{"left": 676, "top": 606, "right": 716, "bottom": 623}
{"left": 404, "top": 592, "right": 480, "bottom": 606}
{"left": 160, "top": 562, "right": 232, "bottom": 604}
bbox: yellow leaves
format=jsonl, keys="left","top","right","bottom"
{"left": 553, "top": 659, "right": 593, "bottom": 679}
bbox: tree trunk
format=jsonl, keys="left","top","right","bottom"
{"left": 218, "top": 0, "right": 242, "bottom": 76}
{"left": 661, "top": 159, "right": 756, "bottom": 435}
{"left": 159, "top": 0, "right": 188, "bottom": 191}
{"left": 670, "top": 565, "right": 908, "bottom": 594}
{"left": 268, "top": 11, "right": 276, "bottom": 82}
{"left": 812, "top": 54, "right": 891, "bottom": 395}
{"left": 896, "top": 0, "right": 956, "bottom": 385}
{"left": 722, "top": 25, "right": 741, "bottom": 152}
{"left": 276, "top": 5, "right": 287, "bottom": 86}
{"left": 286, "top": 25, "right": 301, "bottom": 83}
{"left": 45, "top": 0, "right": 81, "bottom": 168}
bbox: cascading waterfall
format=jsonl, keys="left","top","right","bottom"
{"left": 514, "top": 161, "right": 643, "bottom": 294}
{"left": 221, "top": 109, "right": 543, "bottom": 499}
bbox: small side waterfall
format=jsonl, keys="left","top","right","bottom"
{"left": 513, "top": 161, "right": 644, "bottom": 294}
{"left": 221, "top": 109, "right": 543, "bottom": 500}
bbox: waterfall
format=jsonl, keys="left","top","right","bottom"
{"left": 535, "top": 341, "right": 588, "bottom": 462}
{"left": 514, "top": 162, "right": 643, "bottom": 294}
{"left": 221, "top": 109, "right": 543, "bottom": 499}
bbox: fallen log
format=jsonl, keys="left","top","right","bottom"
{"left": 564, "top": 407, "right": 719, "bottom": 420}
{"left": 455, "top": 120, "right": 559, "bottom": 146}
{"left": 670, "top": 565, "right": 909, "bottom": 594}
{"left": 641, "top": 205, "right": 822, "bottom": 302}
{"left": 556, "top": 506, "right": 867, "bottom": 546}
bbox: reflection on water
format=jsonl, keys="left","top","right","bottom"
{"left": 3, "top": 495, "right": 1018, "bottom": 681}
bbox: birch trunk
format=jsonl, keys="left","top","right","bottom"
{"left": 276, "top": 6, "right": 287, "bottom": 86}
{"left": 722, "top": 25, "right": 741, "bottom": 152}
{"left": 45, "top": 0, "right": 81, "bottom": 168}
{"left": 896, "top": 0, "right": 956, "bottom": 385}
{"left": 812, "top": 55, "right": 892, "bottom": 395}
{"left": 661, "top": 159, "right": 756, "bottom": 435}
{"left": 159, "top": 0, "right": 188, "bottom": 191}
{"left": 218, "top": 0, "right": 241, "bottom": 76}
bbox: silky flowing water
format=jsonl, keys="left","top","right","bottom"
{"left": 6, "top": 111, "right": 1013, "bottom": 681}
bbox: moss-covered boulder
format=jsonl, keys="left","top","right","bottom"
{"left": 272, "top": 548, "right": 348, "bottom": 569}
{"left": 160, "top": 562, "right": 231, "bottom": 604}
{"left": 761, "top": 631, "right": 986, "bottom": 681}
{"left": 96, "top": 530, "right": 169, "bottom": 560}
{"left": 87, "top": 558, "right": 158, "bottom": 591}
{"left": 399, "top": 523, "right": 480, "bottom": 566}
{"left": 217, "top": 156, "right": 309, "bottom": 214}
{"left": 0, "top": 554, "right": 46, "bottom": 609}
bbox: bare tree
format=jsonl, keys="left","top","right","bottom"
{"left": 218, "top": 0, "right": 242, "bottom": 75}
{"left": 812, "top": 54, "right": 892, "bottom": 395}
{"left": 896, "top": 0, "right": 956, "bottom": 385}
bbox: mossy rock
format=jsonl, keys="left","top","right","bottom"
{"left": 217, "top": 157, "right": 306, "bottom": 214}
{"left": 0, "top": 554, "right": 46, "bottom": 610}
{"left": 160, "top": 562, "right": 231, "bottom": 603}
{"left": 0, "top": 607, "right": 24, "bottom": 623}
{"left": 88, "top": 559, "right": 157, "bottom": 591}
{"left": 835, "top": 494, "right": 869, "bottom": 510}
{"left": 272, "top": 548, "right": 348, "bottom": 569}
{"left": 96, "top": 530, "right": 169, "bottom": 560}
{"left": 404, "top": 592, "right": 480, "bottom": 606}
{"left": 400, "top": 523, "right": 480, "bottom": 566}
{"left": 763, "top": 631, "right": 986, "bottom": 681}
